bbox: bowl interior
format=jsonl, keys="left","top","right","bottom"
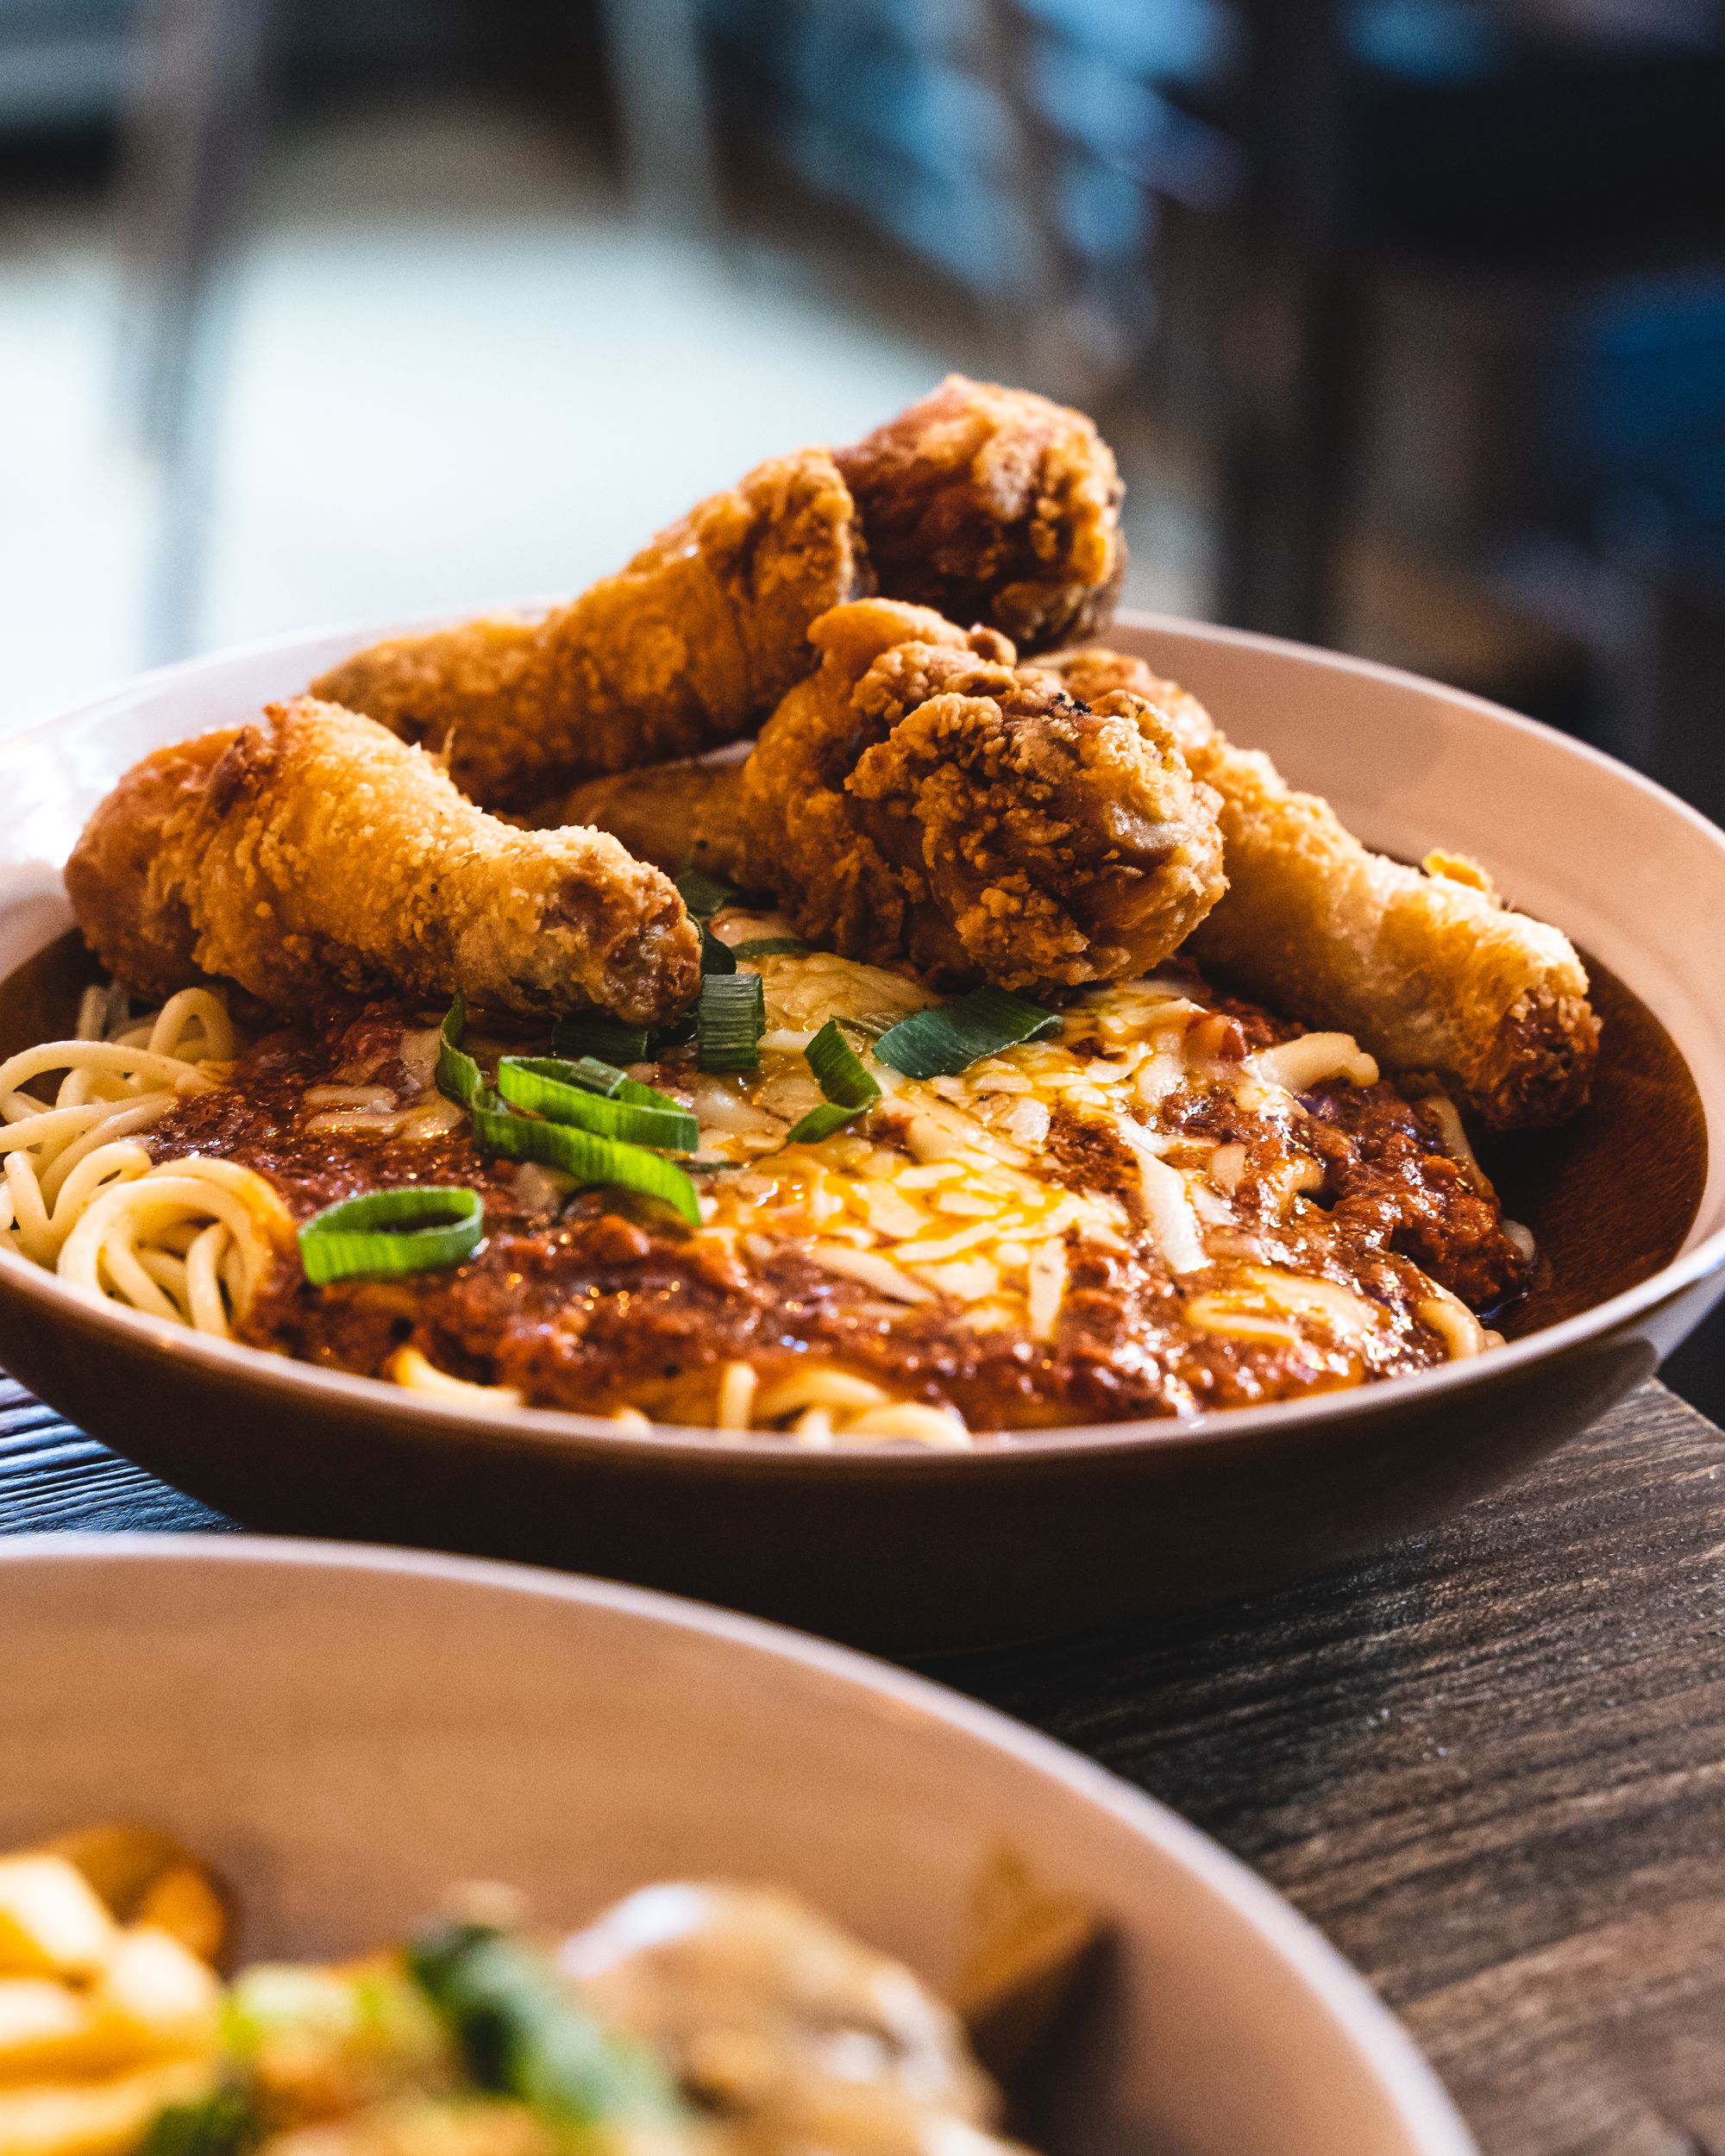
{"left": 0, "top": 1536, "right": 1473, "bottom": 2156}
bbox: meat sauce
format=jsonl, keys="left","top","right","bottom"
{"left": 145, "top": 981, "right": 1533, "bottom": 1432}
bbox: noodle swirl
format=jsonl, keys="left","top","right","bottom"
{"left": 1, "top": 988, "right": 290, "bottom": 1340}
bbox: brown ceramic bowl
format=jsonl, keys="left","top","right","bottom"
{"left": 2, "top": 612, "right": 1722, "bottom": 1649}
{"left": 0, "top": 1534, "right": 1477, "bottom": 2154}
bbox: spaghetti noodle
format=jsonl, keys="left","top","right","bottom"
{"left": 1, "top": 987, "right": 291, "bottom": 1343}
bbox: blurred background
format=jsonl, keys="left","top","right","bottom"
{"left": 3, "top": 0, "right": 1723, "bottom": 1406}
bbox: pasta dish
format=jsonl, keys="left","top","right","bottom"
{"left": 1, "top": 377, "right": 1600, "bottom": 1445}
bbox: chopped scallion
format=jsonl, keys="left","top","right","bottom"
{"left": 496, "top": 1058, "right": 697, "bottom": 1152}
{"left": 408, "top": 1924, "right": 684, "bottom": 2127}
{"left": 436, "top": 993, "right": 483, "bottom": 1108}
{"left": 551, "top": 1013, "right": 649, "bottom": 1066}
{"left": 470, "top": 1095, "right": 700, "bottom": 1225}
{"left": 696, "top": 972, "right": 765, "bottom": 1073}
{"left": 730, "top": 937, "right": 810, "bottom": 960}
{"left": 674, "top": 867, "right": 741, "bottom": 920}
{"left": 786, "top": 1018, "right": 881, "bottom": 1144}
{"left": 699, "top": 923, "right": 737, "bottom": 975}
{"left": 298, "top": 1186, "right": 485, "bottom": 1285}
{"left": 875, "top": 987, "right": 1062, "bottom": 1080}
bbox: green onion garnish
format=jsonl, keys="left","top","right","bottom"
{"left": 551, "top": 1013, "right": 649, "bottom": 1065}
{"left": 409, "top": 1923, "right": 684, "bottom": 2128}
{"left": 875, "top": 987, "right": 1062, "bottom": 1080}
{"left": 496, "top": 1058, "right": 698, "bottom": 1151}
{"left": 436, "top": 993, "right": 483, "bottom": 1108}
{"left": 298, "top": 1186, "right": 485, "bottom": 1284}
{"left": 786, "top": 1018, "right": 881, "bottom": 1144}
{"left": 699, "top": 923, "right": 737, "bottom": 976}
{"left": 505, "top": 1051, "right": 678, "bottom": 1112}
{"left": 647, "top": 1011, "right": 698, "bottom": 1051}
{"left": 471, "top": 1095, "right": 700, "bottom": 1225}
{"left": 674, "top": 867, "right": 741, "bottom": 919}
{"left": 696, "top": 971, "right": 765, "bottom": 1073}
{"left": 731, "top": 937, "right": 810, "bottom": 960}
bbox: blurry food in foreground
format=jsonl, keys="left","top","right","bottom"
{"left": 1048, "top": 649, "right": 1599, "bottom": 1131}
{"left": 0, "top": 1838, "right": 227, "bottom": 2154}
{"left": 311, "top": 447, "right": 864, "bottom": 812}
{"left": 549, "top": 599, "right": 1226, "bottom": 997}
{"left": 834, "top": 375, "right": 1125, "bottom": 653}
{"left": 310, "top": 377, "right": 1126, "bottom": 811}
{"left": 1, "top": 1829, "right": 1070, "bottom": 2154}
{"left": 65, "top": 699, "right": 701, "bottom": 1028}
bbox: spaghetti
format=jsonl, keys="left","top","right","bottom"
{"left": 0, "top": 987, "right": 290, "bottom": 1343}
{"left": 0, "top": 921, "right": 1534, "bottom": 1439}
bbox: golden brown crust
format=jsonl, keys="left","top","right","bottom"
{"left": 70, "top": 701, "right": 701, "bottom": 1025}
{"left": 836, "top": 375, "right": 1126, "bottom": 653}
{"left": 555, "top": 599, "right": 1226, "bottom": 997}
{"left": 1046, "top": 646, "right": 1601, "bottom": 1129}
{"left": 310, "top": 447, "right": 866, "bottom": 810}
{"left": 63, "top": 731, "right": 238, "bottom": 1001}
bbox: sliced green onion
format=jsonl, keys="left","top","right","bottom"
{"left": 436, "top": 993, "right": 483, "bottom": 1108}
{"left": 785, "top": 1102, "right": 861, "bottom": 1146}
{"left": 674, "top": 867, "right": 740, "bottom": 920}
{"left": 786, "top": 1018, "right": 881, "bottom": 1144}
{"left": 875, "top": 987, "right": 1063, "bottom": 1080}
{"left": 699, "top": 925, "right": 737, "bottom": 976}
{"left": 731, "top": 937, "right": 810, "bottom": 960}
{"left": 471, "top": 1095, "right": 700, "bottom": 1225}
{"left": 551, "top": 1013, "right": 649, "bottom": 1066}
{"left": 496, "top": 1059, "right": 698, "bottom": 1151}
{"left": 806, "top": 1018, "right": 881, "bottom": 1110}
{"left": 502, "top": 1053, "right": 682, "bottom": 1115}
{"left": 298, "top": 1186, "right": 485, "bottom": 1284}
{"left": 546, "top": 1054, "right": 631, "bottom": 1097}
{"left": 647, "top": 1011, "right": 698, "bottom": 1051}
{"left": 409, "top": 1923, "right": 684, "bottom": 2127}
{"left": 696, "top": 971, "right": 764, "bottom": 1073}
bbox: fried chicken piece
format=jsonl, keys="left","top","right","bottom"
{"left": 309, "top": 382, "right": 1126, "bottom": 814}
{"left": 1048, "top": 649, "right": 1599, "bottom": 1129}
{"left": 310, "top": 448, "right": 865, "bottom": 811}
{"left": 66, "top": 700, "right": 700, "bottom": 1025}
{"left": 545, "top": 599, "right": 1226, "bottom": 997}
{"left": 834, "top": 374, "right": 1126, "bottom": 653}
{"left": 60, "top": 730, "right": 240, "bottom": 1002}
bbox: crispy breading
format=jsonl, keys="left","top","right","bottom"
{"left": 547, "top": 600, "right": 1226, "bottom": 998}
{"left": 310, "top": 448, "right": 865, "bottom": 810}
{"left": 63, "top": 732, "right": 238, "bottom": 1002}
{"left": 308, "top": 382, "right": 1126, "bottom": 813}
{"left": 66, "top": 700, "right": 701, "bottom": 1025}
{"left": 1048, "top": 649, "right": 1599, "bottom": 1129}
{"left": 835, "top": 375, "right": 1126, "bottom": 653}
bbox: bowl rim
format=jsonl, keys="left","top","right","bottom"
{"left": 0, "top": 1528, "right": 1480, "bottom": 2156}
{"left": 3, "top": 605, "right": 1723, "bottom": 1470}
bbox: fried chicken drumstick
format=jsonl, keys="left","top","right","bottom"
{"left": 66, "top": 699, "right": 700, "bottom": 1025}
{"left": 310, "top": 379, "right": 1126, "bottom": 811}
{"left": 310, "top": 448, "right": 863, "bottom": 812}
{"left": 545, "top": 599, "right": 1226, "bottom": 998}
{"left": 1049, "top": 649, "right": 1599, "bottom": 1130}
{"left": 835, "top": 373, "right": 1126, "bottom": 652}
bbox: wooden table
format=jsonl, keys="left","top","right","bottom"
{"left": 6, "top": 1369, "right": 1725, "bottom": 2156}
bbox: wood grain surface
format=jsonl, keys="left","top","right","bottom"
{"left": 4, "top": 1370, "right": 1725, "bottom": 2154}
